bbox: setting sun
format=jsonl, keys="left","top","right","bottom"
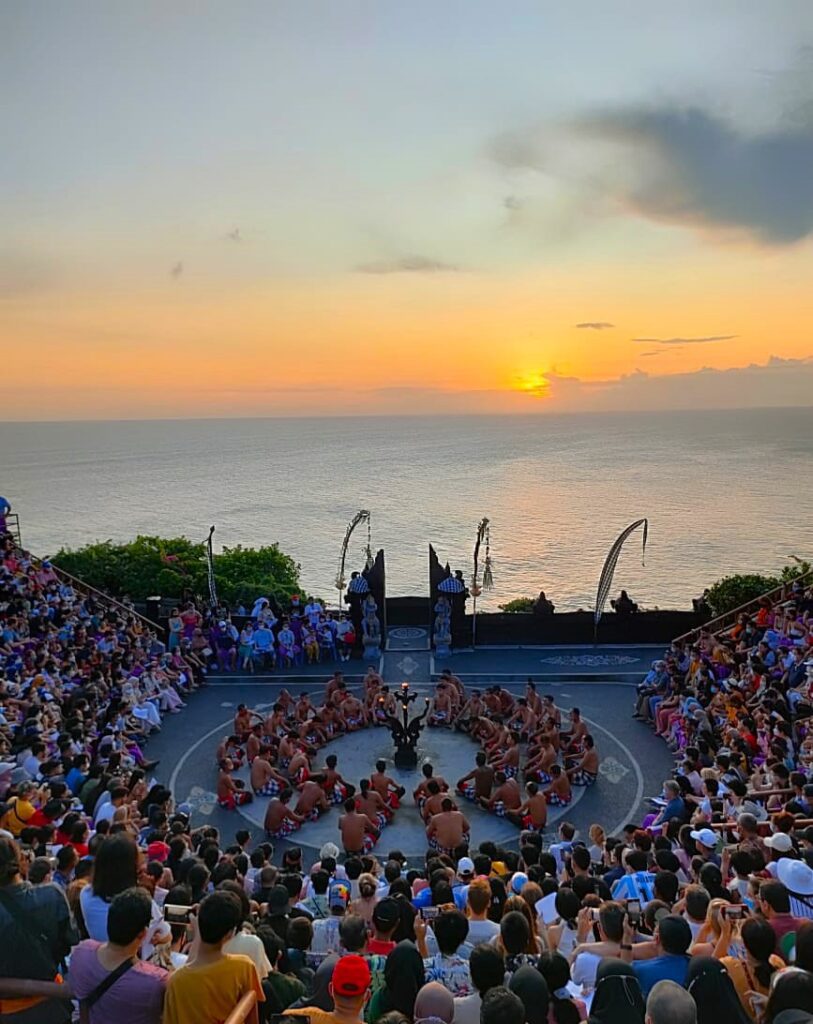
{"left": 515, "top": 372, "right": 551, "bottom": 397}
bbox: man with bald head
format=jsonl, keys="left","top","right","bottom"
{"left": 645, "top": 980, "right": 697, "bottom": 1024}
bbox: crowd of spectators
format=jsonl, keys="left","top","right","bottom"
{"left": 4, "top": 514, "right": 813, "bottom": 1024}
{"left": 169, "top": 595, "right": 356, "bottom": 674}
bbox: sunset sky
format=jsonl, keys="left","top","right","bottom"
{"left": 2, "top": 2, "right": 813, "bottom": 419}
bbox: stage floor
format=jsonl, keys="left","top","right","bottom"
{"left": 149, "top": 643, "right": 673, "bottom": 863}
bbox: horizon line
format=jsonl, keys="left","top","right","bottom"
{"left": 0, "top": 403, "right": 811, "bottom": 427}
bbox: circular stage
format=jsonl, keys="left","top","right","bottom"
{"left": 232, "top": 725, "right": 540, "bottom": 854}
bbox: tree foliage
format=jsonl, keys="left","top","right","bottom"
{"left": 52, "top": 535, "right": 303, "bottom": 607}
{"left": 705, "top": 558, "right": 810, "bottom": 616}
{"left": 499, "top": 597, "right": 536, "bottom": 614}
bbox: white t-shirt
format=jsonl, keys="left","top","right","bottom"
{"left": 223, "top": 929, "right": 271, "bottom": 980}
{"left": 453, "top": 992, "right": 482, "bottom": 1024}
{"left": 571, "top": 951, "right": 603, "bottom": 990}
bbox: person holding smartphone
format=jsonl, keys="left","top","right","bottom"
{"left": 619, "top": 913, "right": 692, "bottom": 997}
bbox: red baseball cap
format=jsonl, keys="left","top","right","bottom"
{"left": 332, "top": 954, "right": 371, "bottom": 997}
{"left": 146, "top": 841, "right": 170, "bottom": 863}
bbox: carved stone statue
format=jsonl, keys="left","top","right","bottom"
{"left": 433, "top": 595, "right": 452, "bottom": 657}
{"left": 362, "top": 594, "right": 382, "bottom": 658}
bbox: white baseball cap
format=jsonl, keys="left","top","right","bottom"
{"left": 689, "top": 828, "right": 718, "bottom": 849}
{"left": 764, "top": 832, "right": 794, "bottom": 853}
{"left": 457, "top": 857, "right": 475, "bottom": 877}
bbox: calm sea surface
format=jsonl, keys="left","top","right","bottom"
{"left": 1, "top": 409, "right": 810, "bottom": 612}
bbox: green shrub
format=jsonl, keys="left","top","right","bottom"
{"left": 498, "top": 597, "right": 535, "bottom": 614}
{"left": 52, "top": 535, "right": 302, "bottom": 607}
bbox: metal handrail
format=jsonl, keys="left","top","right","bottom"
{"left": 674, "top": 568, "right": 813, "bottom": 644}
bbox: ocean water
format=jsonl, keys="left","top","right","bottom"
{"left": 1, "top": 408, "right": 810, "bottom": 612}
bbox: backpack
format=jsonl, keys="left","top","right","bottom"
{"left": 0, "top": 886, "right": 60, "bottom": 981}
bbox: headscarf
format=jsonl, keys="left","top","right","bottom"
{"left": 381, "top": 940, "right": 426, "bottom": 1017}
{"left": 588, "top": 958, "right": 645, "bottom": 1024}
{"left": 414, "top": 981, "right": 455, "bottom": 1024}
{"left": 686, "top": 956, "right": 751, "bottom": 1024}
{"left": 509, "top": 965, "right": 550, "bottom": 1024}
{"left": 290, "top": 953, "right": 338, "bottom": 1011}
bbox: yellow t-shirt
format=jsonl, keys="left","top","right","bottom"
{"left": 163, "top": 953, "right": 264, "bottom": 1024}
{"left": 1, "top": 796, "right": 36, "bottom": 836}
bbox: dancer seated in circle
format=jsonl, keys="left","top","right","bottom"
{"left": 488, "top": 730, "right": 521, "bottom": 779}
{"left": 339, "top": 690, "right": 368, "bottom": 731}
{"left": 216, "top": 734, "right": 246, "bottom": 769}
{"left": 454, "top": 689, "right": 485, "bottom": 733}
{"left": 250, "top": 745, "right": 291, "bottom": 798}
{"left": 426, "top": 797, "right": 471, "bottom": 856}
{"left": 428, "top": 682, "right": 455, "bottom": 727}
{"left": 294, "top": 690, "right": 314, "bottom": 723}
{"left": 299, "top": 714, "right": 328, "bottom": 748}
{"left": 370, "top": 759, "right": 406, "bottom": 808}
{"left": 482, "top": 719, "right": 509, "bottom": 757}
{"left": 294, "top": 776, "right": 331, "bottom": 821}
{"left": 374, "top": 686, "right": 397, "bottom": 725}
{"left": 339, "top": 797, "right": 379, "bottom": 855}
{"left": 264, "top": 797, "right": 304, "bottom": 838}
{"left": 507, "top": 780, "right": 548, "bottom": 832}
{"left": 245, "top": 723, "right": 265, "bottom": 764}
{"left": 456, "top": 750, "right": 494, "bottom": 802}
{"left": 524, "top": 733, "right": 558, "bottom": 783}
{"left": 560, "top": 707, "right": 588, "bottom": 754}
{"left": 233, "top": 704, "right": 258, "bottom": 742}
{"left": 217, "top": 758, "right": 253, "bottom": 809}
{"left": 543, "top": 763, "right": 573, "bottom": 806}
{"left": 324, "top": 670, "right": 345, "bottom": 704}
{"left": 566, "top": 733, "right": 599, "bottom": 787}
{"left": 288, "top": 745, "right": 313, "bottom": 789}
{"left": 278, "top": 731, "right": 302, "bottom": 770}
{"left": 356, "top": 778, "right": 391, "bottom": 830}
{"left": 421, "top": 779, "right": 458, "bottom": 822}
{"left": 506, "top": 698, "right": 535, "bottom": 741}
{"left": 320, "top": 753, "right": 355, "bottom": 805}
{"left": 263, "top": 703, "right": 287, "bottom": 740}
{"left": 479, "top": 770, "right": 521, "bottom": 818}
{"left": 413, "top": 762, "right": 448, "bottom": 814}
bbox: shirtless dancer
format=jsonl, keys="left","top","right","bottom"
{"left": 371, "top": 759, "right": 406, "bottom": 808}
{"left": 264, "top": 797, "right": 304, "bottom": 839}
{"left": 413, "top": 763, "right": 448, "bottom": 814}
{"left": 250, "top": 746, "right": 291, "bottom": 798}
{"left": 479, "top": 770, "right": 521, "bottom": 818}
{"left": 339, "top": 798, "right": 379, "bottom": 855}
{"left": 294, "top": 776, "right": 331, "bottom": 821}
{"left": 320, "top": 754, "right": 355, "bottom": 805}
{"left": 421, "top": 779, "right": 458, "bottom": 822}
{"left": 507, "top": 780, "right": 548, "bottom": 832}
{"left": 454, "top": 690, "right": 485, "bottom": 733}
{"left": 426, "top": 798, "right": 471, "bottom": 856}
{"left": 356, "top": 778, "right": 390, "bottom": 831}
{"left": 428, "top": 682, "right": 455, "bottom": 728}
{"left": 566, "top": 733, "right": 599, "bottom": 787}
{"left": 489, "top": 731, "right": 521, "bottom": 779}
{"left": 543, "top": 763, "right": 573, "bottom": 807}
{"left": 456, "top": 751, "right": 494, "bottom": 802}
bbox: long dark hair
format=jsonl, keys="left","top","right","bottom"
{"left": 91, "top": 833, "right": 139, "bottom": 901}
{"left": 742, "top": 918, "right": 780, "bottom": 989}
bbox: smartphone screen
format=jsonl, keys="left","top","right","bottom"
{"left": 725, "top": 905, "right": 744, "bottom": 919}
{"left": 421, "top": 906, "right": 440, "bottom": 920}
{"left": 626, "top": 898, "right": 641, "bottom": 922}
{"left": 163, "top": 904, "right": 192, "bottom": 924}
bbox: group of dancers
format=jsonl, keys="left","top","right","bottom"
{"left": 213, "top": 670, "right": 600, "bottom": 855}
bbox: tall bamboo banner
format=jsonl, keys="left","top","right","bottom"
{"left": 335, "top": 510, "right": 372, "bottom": 606}
{"left": 593, "top": 518, "right": 648, "bottom": 639}
{"left": 206, "top": 525, "right": 218, "bottom": 609}
{"left": 471, "top": 517, "right": 494, "bottom": 647}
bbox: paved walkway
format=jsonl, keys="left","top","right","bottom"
{"left": 147, "top": 637, "right": 672, "bottom": 865}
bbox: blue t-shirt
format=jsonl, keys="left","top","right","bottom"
{"left": 633, "top": 954, "right": 689, "bottom": 997}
